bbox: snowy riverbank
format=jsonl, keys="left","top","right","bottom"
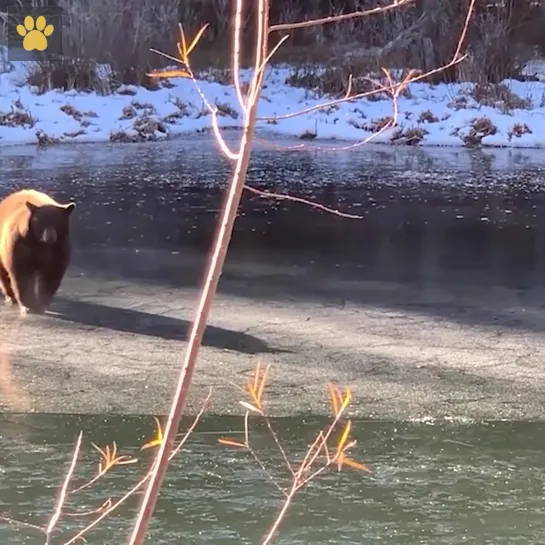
{"left": 2, "top": 59, "right": 545, "bottom": 148}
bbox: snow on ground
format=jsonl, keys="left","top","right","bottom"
{"left": 1, "top": 57, "right": 545, "bottom": 148}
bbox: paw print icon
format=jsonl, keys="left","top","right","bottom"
{"left": 16, "top": 15, "right": 54, "bottom": 52}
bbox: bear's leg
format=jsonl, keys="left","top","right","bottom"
{"left": 11, "top": 275, "right": 31, "bottom": 315}
{"left": 4, "top": 261, "right": 32, "bottom": 316}
{"left": 29, "top": 271, "right": 48, "bottom": 314}
{"left": 41, "top": 251, "right": 70, "bottom": 309}
{"left": 0, "top": 265, "right": 15, "bottom": 307}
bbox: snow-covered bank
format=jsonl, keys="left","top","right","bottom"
{"left": 2, "top": 59, "right": 545, "bottom": 148}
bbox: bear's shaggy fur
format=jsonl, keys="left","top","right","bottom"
{"left": 0, "top": 189, "right": 76, "bottom": 315}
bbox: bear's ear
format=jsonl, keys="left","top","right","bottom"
{"left": 26, "top": 201, "right": 39, "bottom": 214}
{"left": 64, "top": 202, "right": 76, "bottom": 215}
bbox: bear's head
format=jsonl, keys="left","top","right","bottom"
{"left": 26, "top": 201, "right": 76, "bottom": 244}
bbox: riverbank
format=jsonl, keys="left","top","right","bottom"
{"left": 3, "top": 58, "right": 545, "bottom": 148}
{"left": 2, "top": 246, "right": 545, "bottom": 422}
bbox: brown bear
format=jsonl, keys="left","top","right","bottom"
{"left": 0, "top": 189, "right": 76, "bottom": 315}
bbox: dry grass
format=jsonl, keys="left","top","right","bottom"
{"left": 131, "top": 101, "right": 157, "bottom": 116}
{"left": 0, "top": 104, "right": 35, "bottom": 127}
{"left": 35, "top": 129, "right": 58, "bottom": 147}
{"left": 109, "top": 130, "right": 136, "bottom": 143}
{"left": 162, "top": 98, "right": 192, "bottom": 124}
{"left": 462, "top": 116, "right": 498, "bottom": 147}
{"left": 116, "top": 85, "right": 138, "bottom": 96}
{"left": 58, "top": 0, "right": 179, "bottom": 86}
{"left": 119, "top": 105, "right": 137, "bottom": 120}
{"left": 391, "top": 126, "right": 428, "bottom": 145}
{"left": 470, "top": 82, "right": 532, "bottom": 113}
{"left": 14, "top": 0, "right": 180, "bottom": 91}
{"left": 456, "top": 6, "right": 534, "bottom": 84}
{"left": 63, "top": 129, "right": 86, "bottom": 138}
{"left": 110, "top": 116, "right": 168, "bottom": 143}
{"left": 214, "top": 101, "right": 239, "bottom": 119}
{"left": 25, "top": 59, "right": 113, "bottom": 95}
{"left": 418, "top": 109, "right": 439, "bottom": 123}
{"left": 60, "top": 104, "right": 83, "bottom": 122}
{"left": 299, "top": 128, "right": 317, "bottom": 140}
{"left": 447, "top": 94, "right": 471, "bottom": 111}
{"left": 363, "top": 116, "right": 394, "bottom": 133}
{"left": 285, "top": 62, "right": 388, "bottom": 101}
{"left": 133, "top": 116, "right": 168, "bottom": 139}
{"left": 508, "top": 122, "right": 532, "bottom": 140}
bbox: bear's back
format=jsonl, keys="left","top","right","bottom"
{"left": 0, "top": 188, "right": 58, "bottom": 211}
{"left": 0, "top": 189, "right": 62, "bottom": 223}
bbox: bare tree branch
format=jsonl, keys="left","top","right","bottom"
{"left": 243, "top": 185, "right": 364, "bottom": 219}
{"left": 268, "top": 0, "right": 415, "bottom": 33}
{"left": 45, "top": 432, "right": 83, "bottom": 545}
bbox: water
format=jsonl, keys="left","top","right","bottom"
{"left": 1, "top": 414, "right": 545, "bottom": 544}
{"left": 2, "top": 137, "right": 545, "bottom": 542}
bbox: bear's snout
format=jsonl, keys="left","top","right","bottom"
{"left": 41, "top": 227, "right": 57, "bottom": 244}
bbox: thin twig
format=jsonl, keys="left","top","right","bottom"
{"left": 45, "top": 431, "right": 83, "bottom": 544}
{"left": 254, "top": 72, "right": 411, "bottom": 155}
{"left": 243, "top": 428, "right": 287, "bottom": 496}
{"left": 71, "top": 443, "right": 137, "bottom": 495}
{"left": 0, "top": 515, "right": 45, "bottom": 534}
{"left": 242, "top": 410, "right": 249, "bottom": 447}
{"left": 244, "top": 185, "right": 363, "bottom": 219}
{"left": 254, "top": 0, "right": 475, "bottom": 154}
{"left": 70, "top": 472, "right": 104, "bottom": 495}
{"left": 63, "top": 499, "right": 112, "bottom": 518}
{"left": 295, "top": 407, "right": 346, "bottom": 482}
{"left": 261, "top": 484, "right": 295, "bottom": 545}
{"left": 257, "top": 34, "right": 290, "bottom": 75}
{"left": 262, "top": 417, "right": 294, "bottom": 477}
{"left": 168, "top": 387, "right": 213, "bottom": 460}
{"left": 268, "top": 0, "right": 414, "bottom": 32}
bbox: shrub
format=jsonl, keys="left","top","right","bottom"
{"left": 418, "top": 109, "right": 439, "bottom": 123}
{"left": 508, "top": 122, "right": 532, "bottom": 139}
{"left": 25, "top": 59, "right": 112, "bottom": 94}
{"left": 391, "top": 126, "right": 428, "bottom": 145}
{"left": 463, "top": 116, "right": 498, "bottom": 146}
{"left": 470, "top": 82, "right": 532, "bottom": 112}
{"left": 0, "top": 105, "right": 35, "bottom": 127}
